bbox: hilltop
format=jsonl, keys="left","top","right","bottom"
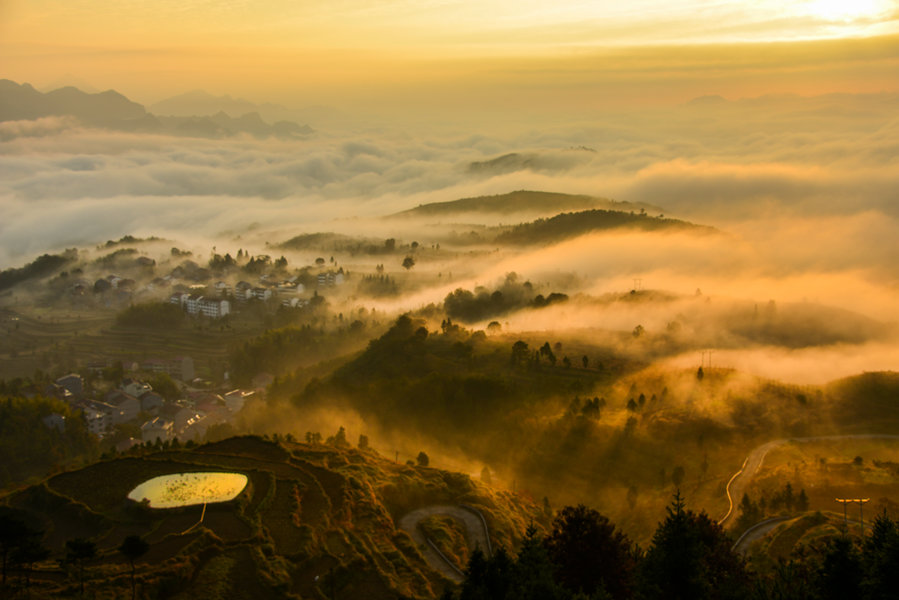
{"left": 1, "top": 435, "right": 540, "bottom": 599}
{"left": 494, "top": 208, "right": 712, "bottom": 245}
{"left": 389, "top": 190, "right": 659, "bottom": 220}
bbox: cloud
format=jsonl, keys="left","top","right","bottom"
{"left": 0, "top": 116, "right": 80, "bottom": 141}
{"left": 1, "top": 91, "right": 897, "bottom": 280}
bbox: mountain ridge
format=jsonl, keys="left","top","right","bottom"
{"left": 0, "top": 79, "right": 313, "bottom": 139}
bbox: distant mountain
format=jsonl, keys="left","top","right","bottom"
{"left": 155, "top": 111, "right": 313, "bottom": 139}
{"left": 40, "top": 75, "right": 100, "bottom": 94}
{"left": 467, "top": 148, "right": 600, "bottom": 177}
{"left": 149, "top": 90, "right": 295, "bottom": 122}
{"left": 0, "top": 79, "right": 313, "bottom": 138}
{"left": 494, "top": 208, "right": 712, "bottom": 245}
{"left": 468, "top": 152, "right": 539, "bottom": 175}
{"left": 150, "top": 89, "right": 348, "bottom": 128}
{"left": 0, "top": 79, "right": 145, "bottom": 126}
{"left": 389, "top": 190, "right": 660, "bottom": 219}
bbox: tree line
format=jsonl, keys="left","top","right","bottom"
{"left": 444, "top": 494, "right": 899, "bottom": 600}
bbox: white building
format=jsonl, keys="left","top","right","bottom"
{"left": 223, "top": 389, "right": 255, "bottom": 414}
{"left": 249, "top": 287, "right": 271, "bottom": 301}
{"left": 198, "top": 297, "right": 230, "bottom": 318}
{"left": 169, "top": 293, "right": 230, "bottom": 318}
{"left": 83, "top": 408, "right": 111, "bottom": 436}
{"left": 141, "top": 417, "right": 174, "bottom": 443}
{"left": 122, "top": 378, "right": 152, "bottom": 398}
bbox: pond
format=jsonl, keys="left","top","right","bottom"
{"left": 127, "top": 472, "right": 248, "bottom": 508}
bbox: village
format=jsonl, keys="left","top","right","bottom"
{"left": 36, "top": 365, "right": 262, "bottom": 451}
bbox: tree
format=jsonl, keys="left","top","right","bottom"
{"left": 417, "top": 451, "right": 429, "bottom": 467}
{"left": 511, "top": 340, "right": 530, "bottom": 366}
{"left": 402, "top": 256, "right": 415, "bottom": 270}
{"left": 511, "top": 525, "right": 565, "bottom": 600}
{"left": 358, "top": 434, "right": 369, "bottom": 450}
{"left": 639, "top": 492, "right": 749, "bottom": 600}
{"left": 118, "top": 535, "right": 149, "bottom": 600}
{"left": 0, "top": 510, "right": 42, "bottom": 586}
{"left": 817, "top": 536, "right": 862, "bottom": 600}
{"left": 11, "top": 536, "right": 49, "bottom": 590}
{"left": 326, "top": 426, "right": 349, "bottom": 447}
{"left": 863, "top": 511, "right": 899, "bottom": 600}
{"left": 697, "top": 366, "right": 704, "bottom": 380}
{"left": 582, "top": 355, "right": 589, "bottom": 369}
{"left": 66, "top": 538, "right": 97, "bottom": 597}
{"left": 633, "top": 324, "right": 644, "bottom": 338}
{"left": 543, "top": 504, "right": 635, "bottom": 598}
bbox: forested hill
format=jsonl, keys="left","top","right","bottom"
{"left": 390, "top": 190, "right": 656, "bottom": 219}
{"left": 495, "top": 209, "right": 712, "bottom": 245}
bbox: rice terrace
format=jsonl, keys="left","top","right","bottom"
{"left": 1, "top": 436, "right": 535, "bottom": 599}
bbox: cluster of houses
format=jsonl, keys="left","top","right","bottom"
{"left": 169, "top": 292, "right": 231, "bottom": 318}
{"left": 43, "top": 372, "right": 256, "bottom": 449}
{"left": 170, "top": 271, "right": 346, "bottom": 315}
{"left": 64, "top": 257, "right": 348, "bottom": 317}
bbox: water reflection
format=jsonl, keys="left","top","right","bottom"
{"left": 127, "top": 472, "right": 248, "bottom": 508}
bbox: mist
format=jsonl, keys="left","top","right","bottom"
{"left": 2, "top": 91, "right": 897, "bottom": 268}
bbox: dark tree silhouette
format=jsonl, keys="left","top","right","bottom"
{"left": 639, "top": 492, "right": 749, "bottom": 600}
{"left": 0, "top": 511, "right": 43, "bottom": 587}
{"left": 416, "top": 451, "right": 429, "bottom": 467}
{"left": 511, "top": 340, "right": 530, "bottom": 366}
{"left": 863, "top": 511, "right": 899, "bottom": 600}
{"left": 11, "top": 536, "right": 49, "bottom": 590}
{"left": 817, "top": 536, "right": 862, "bottom": 600}
{"left": 543, "top": 504, "right": 635, "bottom": 598}
{"left": 118, "top": 535, "right": 150, "bottom": 600}
{"left": 66, "top": 538, "right": 97, "bottom": 597}
{"left": 510, "top": 525, "right": 565, "bottom": 600}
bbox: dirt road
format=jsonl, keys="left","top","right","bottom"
{"left": 398, "top": 505, "right": 491, "bottom": 583}
{"left": 719, "top": 434, "right": 899, "bottom": 528}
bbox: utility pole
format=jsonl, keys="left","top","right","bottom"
{"left": 835, "top": 498, "right": 870, "bottom": 537}
{"left": 836, "top": 498, "right": 850, "bottom": 532}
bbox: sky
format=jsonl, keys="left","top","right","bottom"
{"left": 1, "top": 0, "right": 898, "bottom": 112}
{"left": 0, "top": 1, "right": 898, "bottom": 385}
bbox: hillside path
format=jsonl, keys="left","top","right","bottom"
{"left": 719, "top": 434, "right": 899, "bottom": 528}
{"left": 398, "top": 505, "right": 491, "bottom": 583}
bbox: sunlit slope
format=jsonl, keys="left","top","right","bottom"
{"left": 2, "top": 436, "right": 540, "bottom": 599}
{"left": 389, "top": 190, "right": 660, "bottom": 220}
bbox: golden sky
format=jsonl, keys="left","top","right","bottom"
{"left": 2, "top": 0, "right": 898, "bottom": 111}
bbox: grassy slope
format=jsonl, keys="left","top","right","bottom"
{"left": 389, "top": 190, "right": 652, "bottom": 219}
{"left": 1, "top": 436, "right": 541, "bottom": 599}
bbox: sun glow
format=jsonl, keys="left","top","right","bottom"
{"left": 798, "top": 0, "right": 893, "bottom": 21}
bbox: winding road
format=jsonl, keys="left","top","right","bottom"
{"left": 398, "top": 505, "right": 492, "bottom": 583}
{"left": 719, "top": 434, "right": 899, "bottom": 529}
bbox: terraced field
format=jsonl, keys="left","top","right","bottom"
{"left": 0, "top": 306, "right": 260, "bottom": 379}
{"left": 0, "top": 435, "right": 541, "bottom": 599}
